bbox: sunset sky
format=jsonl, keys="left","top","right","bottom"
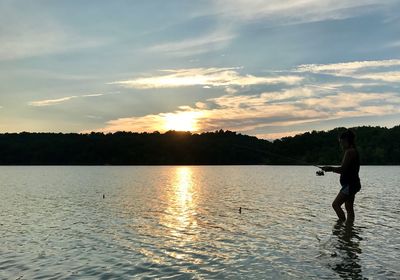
{"left": 1, "top": 0, "right": 399, "bottom": 139}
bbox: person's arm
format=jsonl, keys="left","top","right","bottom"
{"left": 321, "top": 166, "right": 336, "bottom": 172}
{"left": 322, "top": 150, "right": 354, "bottom": 174}
{"left": 331, "top": 166, "right": 342, "bottom": 174}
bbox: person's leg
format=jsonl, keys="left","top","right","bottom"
{"left": 345, "top": 195, "right": 355, "bottom": 222}
{"left": 332, "top": 192, "right": 348, "bottom": 221}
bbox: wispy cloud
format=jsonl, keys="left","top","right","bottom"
{"left": 386, "top": 40, "right": 400, "bottom": 49}
{"left": 357, "top": 71, "right": 400, "bottom": 82}
{"left": 28, "top": 94, "right": 104, "bottom": 107}
{"left": 213, "top": 0, "right": 395, "bottom": 24}
{"left": 0, "top": 34, "right": 107, "bottom": 61}
{"left": 296, "top": 59, "right": 400, "bottom": 75}
{"left": 0, "top": 3, "right": 109, "bottom": 61}
{"left": 146, "top": 30, "right": 236, "bottom": 56}
{"left": 111, "top": 60, "right": 400, "bottom": 93}
{"left": 296, "top": 59, "right": 400, "bottom": 83}
{"left": 86, "top": 115, "right": 103, "bottom": 120}
{"left": 110, "top": 67, "right": 303, "bottom": 89}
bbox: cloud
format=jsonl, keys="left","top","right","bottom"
{"left": 0, "top": 33, "right": 107, "bottom": 61}
{"left": 300, "top": 92, "right": 400, "bottom": 111}
{"left": 0, "top": 3, "right": 109, "bottom": 61}
{"left": 146, "top": 30, "right": 236, "bottom": 56}
{"left": 90, "top": 114, "right": 165, "bottom": 133}
{"left": 110, "top": 67, "right": 303, "bottom": 89}
{"left": 86, "top": 115, "right": 103, "bottom": 120}
{"left": 162, "top": 0, "right": 397, "bottom": 58}
{"left": 296, "top": 59, "right": 400, "bottom": 75}
{"left": 110, "top": 59, "right": 400, "bottom": 94}
{"left": 225, "top": 87, "right": 238, "bottom": 94}
{"left": 86, "top": 110, "right": 206, "bottom": 134}
{"left": 95, "top": 58, "right": 400, "bottom": 138}
{"left": 357, "top": 71, "right": 400, "bottom": 82}
{"left": 296, "top": 59, "right": 400, "bottom": 84}
{"left": 213, "top": 0, "right": 395, "bottom": 24}
{"left": 29, "top": 96, "right": 78, "bottom": 107}
{"left": 90, "top": 86, "right": 400, "bottom": 137}
{"left": 386, "top": 40, "right": 400, "bottom": 49}
{"left": 28, "top": 94, "right": 104, "bottom": 107}
{"left": 145, "top": 0, "right": 396, "bottom": 60}
{"left": 199, "top": 91, "right": 400, "bottom": 131}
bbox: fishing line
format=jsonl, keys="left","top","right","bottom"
{"left": 233, "top": 144, "right": 325, "bottom": 175}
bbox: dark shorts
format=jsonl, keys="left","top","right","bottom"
{"left": 340, "top": 183, "right": 360, "bottom": 196}
{"left": 340, "top": 184, "right": 351, "bottom": 196}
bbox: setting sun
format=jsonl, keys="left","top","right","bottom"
{"left": 164, "top": 111, "right": 202, "bottom": 132}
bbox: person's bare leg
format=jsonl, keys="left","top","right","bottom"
{"left": 345, "top": 195, "right": 355, "bottom": 222}
{"left": 332, "top": 192, "right": 347, "bottom": 221}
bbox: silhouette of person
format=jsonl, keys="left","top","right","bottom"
{"left": 322, "top": 130, "right": 361, "bottom": 221}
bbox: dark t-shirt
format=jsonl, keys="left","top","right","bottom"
{"left": 340, "top": 148, "right": 361, "bottom": 195}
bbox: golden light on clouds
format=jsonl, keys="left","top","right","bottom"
{"left": 88, "top": 89, "right": 400, "bottom": 138}
{"left": 84, "top": 60, "right": 400, "bottom": 138}
{"left": 163, "top": 111, "right": 203, "bottom": 132}
{"left": 110, "top": 67, "right": 302, "bottom": 89}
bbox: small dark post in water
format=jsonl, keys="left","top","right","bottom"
{"left": 239, "top": 207, "right": 242, "bottom": 214}
{"left": 103, "top": 194, "right": 105, "bottom": 199}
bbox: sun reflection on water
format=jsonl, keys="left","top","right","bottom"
{"left": 171, "top": 167, "right": 197, "bottom": 228}
{"left": 160, "top": 167, "right": 199, "bottom": 245}
{"left": 176, "top": 167, "right": 193, "bottom": 209}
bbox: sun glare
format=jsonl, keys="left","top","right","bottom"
{"left": 164, "top": 112, "right": 201, "bottom": 132}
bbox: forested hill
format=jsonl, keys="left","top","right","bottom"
{"left": 0, "top": 125, "right": 399, "bottom": 165}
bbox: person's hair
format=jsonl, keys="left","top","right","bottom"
{"left": 339, "top": 129, "right": 356, "bottom": 146}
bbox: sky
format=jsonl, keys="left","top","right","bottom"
{"left": 1, "top": 0, "right": 400, "bottom": 139}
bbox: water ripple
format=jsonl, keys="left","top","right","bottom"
{"left": 0, "top": 166, "right": 399, "bottom": 279}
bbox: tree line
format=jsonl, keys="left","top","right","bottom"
{"left": 0, "top": 125, "right": 398, "bottom": 165}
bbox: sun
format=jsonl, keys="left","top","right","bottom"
{"left": 164, "top": 111, "right": 201, "bottom": 132}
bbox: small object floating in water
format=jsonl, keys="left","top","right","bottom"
{"left": 316, "top": 170, "right": 325, "bottom": 176}
{"left": 103, "top": 194, "right": 105, "bottom": 199}
{"left": 239, "top": 207, "right": 242, "bottom": 214}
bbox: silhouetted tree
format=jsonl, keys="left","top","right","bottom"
{"left": 0, "top": 126, "right": 398, "bottom": 165}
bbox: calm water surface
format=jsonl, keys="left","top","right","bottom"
{"left": 1, "top": 166, "right": 399, "bottom": 279}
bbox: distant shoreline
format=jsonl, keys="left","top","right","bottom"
{"left": 0, "top": 164, "right": 399, "bottom": 166}
{"left": 0, "top": 125, "right": 399, "bottom": 165}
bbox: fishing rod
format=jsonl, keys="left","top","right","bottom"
{"left": 233, "top": 144, "right": 325, "bottom": 176}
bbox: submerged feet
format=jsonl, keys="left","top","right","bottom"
{"left": 332, "top": 205, "right": 355, "bottom": 222}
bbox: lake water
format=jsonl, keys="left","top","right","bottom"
{"left": 1, "top": 166, "right": 399, "bottom": 279}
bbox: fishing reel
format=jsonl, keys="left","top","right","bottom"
{"left": 316, "top": 170, "right": 325, "bottom": 176}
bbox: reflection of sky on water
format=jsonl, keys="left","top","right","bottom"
{"left": 2, "top": 166, "right": 399, "bottom": 279}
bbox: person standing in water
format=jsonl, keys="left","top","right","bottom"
{"left": 322, "top": 129, "right": 361, "bottom": 222}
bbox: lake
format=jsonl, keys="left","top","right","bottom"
{"left": 1, "top": 166, "right": 399, "bottom": 279}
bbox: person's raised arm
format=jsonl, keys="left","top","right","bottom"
{"left": 322, "top": 149, "right": 355, "bottom": 174}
